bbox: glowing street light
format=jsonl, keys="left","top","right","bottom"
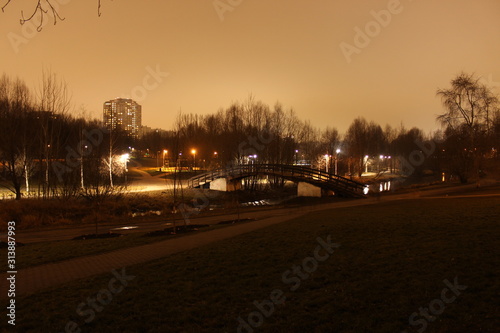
{"left": 249, "top": 154, "right": 257, "bottom": 165}
{"left": 335, "top": 149, "right": 341, "bottom": 175}
{"left": 120, "top": 153, "right": 130, "bottom": 188}
{"left": 191, "top": 149, "right": 197, "bottom": 169}
{"left": 379, "top": 155, "right": 384, "bottom": 172}
{"left": 163, "top": 149, "right": 168, "bottom": 168}
{"left": 213, "top": 151, "right": 219, "bottom": 167}
{"left": 120, "top": 153, "right": 130, "bottom": 164}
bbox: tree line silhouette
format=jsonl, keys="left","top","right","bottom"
{"left": 1, "top": 72, "right": 499, "bottom": 200}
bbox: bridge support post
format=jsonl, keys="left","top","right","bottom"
{"left": 297, "top": 182, "right": 334, "bottom": 197}
{"left": 209, "top": 178, "right": 241, "bottom": 192}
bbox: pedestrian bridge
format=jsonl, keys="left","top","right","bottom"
{"left": 187, "top": 164, "right": 367, "bottom": 198}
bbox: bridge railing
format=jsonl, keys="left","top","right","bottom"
{"left": 268, "top": 164, "right": 365, "bottom": 195}
{"left": 187, "top": 164, "right": 366, "bottom": 196}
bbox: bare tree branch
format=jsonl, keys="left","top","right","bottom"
{"left": 44, "top": 0, "right": 65, "bottom": 25}
{"left": 2, "top": 0, "right": 104, "bottom": 31}
{"left": 1, "top": 0, "right": 11, "bottom": 13}
{"left": 20, "top": 1, "right": 46, "bottom": 29}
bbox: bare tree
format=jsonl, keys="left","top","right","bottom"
{"left": 436, "top": 73, "right": 499, "bottom": 182}
{"left": 0, "top": 75, "right": 34, "bottom": 199}
{"left": 345, "top": 117, "right": 369, "bottom": 177}
{"left": 36, "top": 69, "right": 71, "bottom": 197}
{"left": 345, "top": 117, "right": 386, "bottom": 177}
{"left": 321, "top": 126, "right": 340, "bottom": 172}
{"left": 1, "top": 0, "right": 105, "bottom": 31}
{"left": 437, "top": 73, "right": 496, "bottom": 132}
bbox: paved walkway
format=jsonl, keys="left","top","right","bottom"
{"left": 1, "top": 183, "right": 497, "bottom": 299}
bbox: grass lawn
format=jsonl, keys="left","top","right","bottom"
{"left": 9, "top": 196, "right": 500, "bottom": 332}
{"left": 0, "top": 200, "right": 292, "bottom": 271}
{"left": 0, "top": 223, "right": 227, "bottom": 271}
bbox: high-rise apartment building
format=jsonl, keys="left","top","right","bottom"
{"left": 103, "top": 98, "right": 142, "bottom": 138}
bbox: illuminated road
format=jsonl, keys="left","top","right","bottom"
{"left": 127, "top": 160, "right": 187, "bottom": 192}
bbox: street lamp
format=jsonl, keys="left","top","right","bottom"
{"left": 177, "top": 152, "right": 182, "bottom": 168}
{"left": 120, "top": 153, "right": 130, "bottom": 188}
{"left": 120, "top": 153, "right": 130, "bottom": 165}
{"left": 335, "top": 149, "right": 341, "bottom": 175}
{"left": 163, "top": 150, "right": 168, "bottom": 169}
{"left": 249, "top": 154, "right": 257, "bottom": 165}
{"left": 81, "top": 145, "right": 88, "bottom": 189}
{"left": 295, "top": 149, "right": 299, "bottom": 165}
{"left": 191, "top": 149, "right": 197, "bottom": 170}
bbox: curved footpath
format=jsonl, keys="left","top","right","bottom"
{"left": 1, "top": 183, "right": 498, "bottom": 299}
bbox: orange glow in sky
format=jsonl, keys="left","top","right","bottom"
{"left": 1, "top": 0, "right": 499, "bottom": 133}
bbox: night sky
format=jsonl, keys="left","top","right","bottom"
{"left": 1, "top": 0, "right": 499, "bottom": 133}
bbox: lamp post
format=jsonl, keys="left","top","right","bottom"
{"left": 46, "top": 144, "right": 51, "bottom": 187}
{"left": 324, "top": 154, "right": 330, "bottom": 173}
{"left": 191, "top": 149, "right": 197, "bottom": 170}
{"left": 120, "top": 153, "right": 130, "bottom": 189}
{"left": 81, "top": 145, "right": 88, "bottom": 189}
{"left": 163, "top": 150, "right": 168, "bottom": 169}
{"left": 335, "top": 149, "right": 341, "bottom": 175}
{"left": 249, "top": 154, "right": 257, "bottom": 165}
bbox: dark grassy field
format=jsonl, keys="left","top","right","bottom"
{"left": 0, "top": 224, "right": 219, "bottom": 271}
{"left": 7, "top": 196, "right": 500, "bottom": 332}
